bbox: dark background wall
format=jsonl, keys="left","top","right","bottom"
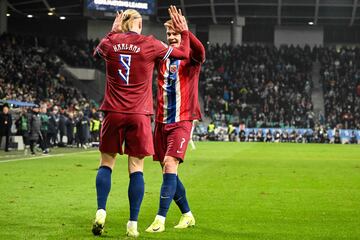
{"left": 8, "top": 17, "right": 87, "bottom": 39}
{"left": 324, "top": 26, "right": 360, "bottom": 44}
{"left": 7, "top": 16, "right": 360, "bottom": 45}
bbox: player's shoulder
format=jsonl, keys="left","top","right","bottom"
{"left": 105, "top": 31, "right": 119, "bottom": 39}
{"left": 141, "top": 34, "right": 157, "bottom": 45}
{"left": 144, "top": 35, "right": 167, "bottom": 46}
{"left": 106, "top": 31, "right": 127, "bottom": 41}
{"left": 145, "top": 34, "right": 157, "bottom": 40}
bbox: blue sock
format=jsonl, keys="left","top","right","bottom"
{"left": 128, "top": 171, "right": 144, "bottom": 221}
{"left": 158, "top": 173, "right": 177, "bottom": 217}
{"left": 174, "top": 176, "right": 191, "bottom": 214}
{"left": 96, "top": 166, "right": 112, "bottom": 210}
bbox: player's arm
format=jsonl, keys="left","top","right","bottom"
{"left": 189, "top": 31, "right": 205, "bottom": 64}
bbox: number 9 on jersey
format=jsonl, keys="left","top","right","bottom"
{"left": 118, "top": 54, "right": 131, "bottom": 84}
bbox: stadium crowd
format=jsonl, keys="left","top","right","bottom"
{"left": 1, "top": 33, "right": 360, "bottom": 152}
{"left": 0, "top": 34, "right": 96, "bottom": 109}
{"left": 319, "top": 46, "right": 360, "bottom": 130}
{"left": 0, "top": 33, "right": 101, "bottom": 153}
{"left": 54, "top": 38, "right": 105, "bottom": 70}
{"left": 201, "top": 44, "right": 315, "bottom": 129}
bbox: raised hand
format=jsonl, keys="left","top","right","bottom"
{"left": 178, "top": 8, "right": 189, "bottom": 31}
{"left": 168, "top": 5, "right": 188, "bottom": 32}
{"left": 111, "top": 11, "right": 124, "bottom": 33}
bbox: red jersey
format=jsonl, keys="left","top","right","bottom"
{"left": 94, "top": 31, "right": 190, "bottom": 114}
{"left": 156, "top": 32, "right": 205, "bottom": 123}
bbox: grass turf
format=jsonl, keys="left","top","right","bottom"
{"left": 0, "top": 142, "right": 360, "bottom": 239}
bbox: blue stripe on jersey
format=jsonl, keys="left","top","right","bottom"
{"left": 166, "top": 59, "right": 180, "bottom": 123}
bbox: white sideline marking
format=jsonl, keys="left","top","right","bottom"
{"left": 0, "top": 150, "right": 98, "bottom": 164}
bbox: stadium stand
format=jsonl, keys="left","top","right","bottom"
{"left": 55, "top": 38, "right": 104, "bottom": 70}
{"left": 0, "top": 33, "right": 93, "bottom": 109}
{"left": 319, "top": 46, "right": 360, "bottom": 130}
{"left": 201, "top": 44, "right": 314, "bottom": 129}
{"left": 1, "top": 35, "right": 359, "bottom": 148}
{"left": 0, "top": 33, "right": 99, "bottom": 151}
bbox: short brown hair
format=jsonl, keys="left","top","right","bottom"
{"left": 164, "top": 19, "right": 174, "bottom": 29}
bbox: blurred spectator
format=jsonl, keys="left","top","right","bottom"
{"left": 76, "top": 111, "right": 90, "bottom": 148}
{"left": 0, "top": 105, "right": 12, "bottom": 151}
{"left": 59, "top": 108, "right": 68, "bottom": 146}
{"left": 89, "top": 108, "right": 100, "bottom": 142}
{"left": 15, "top": 107, "right": 30, "bottom": 153}
{"left": 48, "top": 106, "right": 59, "bottom": 147}
{"left": 207, "top": 121, "right": 216, "bottom": 141}
{"left": 40, "top": 104, "right": 50, "bottom": 154}
{"left": 29, "top": 106, "right": 41, "bottom": 155}
{"left": 66, "top": 112, "right": 76, "bottom": 146}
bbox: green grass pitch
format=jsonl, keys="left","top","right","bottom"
{"left": 1, "top": 142, "right": 360, "bottom": 240}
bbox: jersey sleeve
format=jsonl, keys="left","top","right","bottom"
{"left": 189, "top": 31, "right": 206, "bottom": 64}
{"left": 151, "top": 30, "right": 190, "bottom": 61}
{"left": 93, "top": 35, "right": 111, "bottom": 60}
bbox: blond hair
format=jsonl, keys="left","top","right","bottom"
{"left": 122, "top": 9, "right": 142, "bottom": 32}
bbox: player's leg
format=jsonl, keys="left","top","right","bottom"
{"left": 147, "top": 121, "right": 193, "bottom": 233}
{"left": 92, "top": 112, "right": 122, "bottom": 236}
{"left": 159, "top": 157, "right": 179, "bottom": 217}
{"left": 171, "top": 121, "right": 195, "bottom": 228}
{"left": 146, "top": 122, "right": 167, "bottom": 233}
{"left": 92, "top": 152, "right": 116, "bottom": 236}
{"left": 126, "top": 156, "right": 145, "bottom": 237}
{"left": 173, "top": 175, "right": 195, "bottom": 228}
{"left": 125, "top": 114, "right": 154, "bottom": 237}
{"left": 146, "top": 156, "right": 178, "bottom": 233}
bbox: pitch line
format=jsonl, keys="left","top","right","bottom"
{"left": 0, "top": 150, "right": 98, "bottom": 164}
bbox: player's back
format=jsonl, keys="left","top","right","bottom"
{"left": 97, "top": 32, "right": 159, "bottom": 115}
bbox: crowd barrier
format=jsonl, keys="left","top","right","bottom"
{"left": 236, "top": 128, "right": 360, "bottom": 141}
